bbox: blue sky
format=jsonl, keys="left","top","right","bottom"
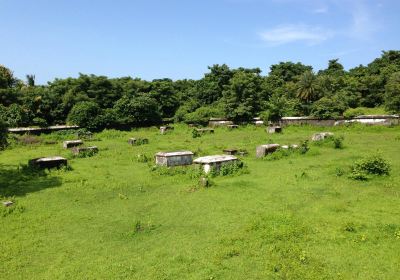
{"left": 1, "top": 0, "right": 399, "bottom": 84}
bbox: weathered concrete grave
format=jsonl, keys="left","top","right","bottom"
{"left": 194, "top": 155, "right": 238, "bottom": 174}
{"left": 256, "top": 144, "right": 280, "bottom": 158}
{"left": 208, "top": 118, "right": 234, "bottom": 127}
{"left": 227, "top": 125, "right": 239, "bottom": 130}
{"left": 155, "top": 151, "right": 194, "bottom": 167}
{"left": 196, "top": 128, "right": 214, "bottom": 134}
{"left": 311, "top": 132, "right": 334, "bottom": 141}
{"left": 128, "top": 138, "right": 149, "bottom": 145}
{"left": 29, "top": 156, "right": 68, "bottom": 169}
{"left": 63, "top": 140, "right": 83, "bottom": 149}
{"left": 2, "top": 201, "right": 13, "bottom": 207}
{"left": 281, "top": 144, "right": 299, "bottom": 149}
{"left": 160, "top": 126, "right": 174, "bottom": 134}
{"left": 253, "top": 117, "right": 265, "bottom": 126}
{"left": 223, "top": 149, "right": 238, "bottom": 155}
{"left": 266, "top": 126, "right": 282, "bottom": 134}
{"left": 71, "top": 146, "right": 98, "bottom": 156}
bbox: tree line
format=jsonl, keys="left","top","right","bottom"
{"left": 0, "top": 50, "right": 399, "bottom": 132}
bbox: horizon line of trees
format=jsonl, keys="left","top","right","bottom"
{"left": 1, "top": 50, "right": 400, "bottom": 133}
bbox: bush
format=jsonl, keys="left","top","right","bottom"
{"left": 67, "top": 101, "right": 101, "bottom": 130}
{"left": 350, "top": 155, "right": 390, "bottom": 180}
{"left": 332, "top": 136, "right": 344, "bottom": 149}
{"left": 183, "top": 105, "right": 224, "bottom": 125}
{"left": 136, "top": 154, "right": 151, "bottom": 163}
{"left": 0, "top": 119, "right": 7, "bottom": 149}
{"left": 32, "top": 117, "right": 48, "bottom": 127}
{"left": 209, "top": 161, "right": 246, "bottom": 177}
{"left": 343, "top": 107, "right": 366, "bottom": 119}
{"left": 192, "top": 129, "right": 201, "bottom": 138}
{"left": 299, "top": 140, "right": 309, "bottom": 154}
{"left": 311, "top": 97, "right": 347, "bottom": 119}
{"left": 114, "top": 94, "right": 162, "bottom": 127}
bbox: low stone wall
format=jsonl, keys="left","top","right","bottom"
{"left": 279, "top": 116, "right": 399, "bottom": 127}
{"left": 8, "top": 125, "right": 79, "bottom": 135}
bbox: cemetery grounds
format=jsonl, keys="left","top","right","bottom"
{"left": 0, "top": 124, "right": 399, "bottom": 279}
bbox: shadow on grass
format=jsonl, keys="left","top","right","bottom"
{"left": 0, "top": 164, "right": 62, "bottom": 197}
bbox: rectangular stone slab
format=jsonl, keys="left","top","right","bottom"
{"left": 223, "top": 149, "right": 238, "bottom": 155}
{"left": 29, "top": 156, "right": 68, "bottom": 169}
{"left": 256, "top": 144, "right": 280, "bottom": 158}
{"left": 155, "top": 151, "right": 194, "bottom": 167}
{"left": 193, "top": 155, "right": 238, "bottom": 173}
{"left": 71, "top": 146, "right": 98, "bottom": 156}
{"left": 266, "top": 126, "right": 282, "bottom": 133}
{"left": 63, "top": 140, "right": 83, "bottom": 149}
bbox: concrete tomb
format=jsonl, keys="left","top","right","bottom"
{"left": 281, "top": 144, "right": 299, "bottom": 149}
{"left": 2, "top": 201, "right": 13, "bottom": 207}
{"left": 194, "top": 155, "right": 238, "bottom": 174}
{"left": 63, "top": 140, "right": 83, "bottom": 149}
{"left": 128, "top": 138, "right": 149, "bottom": 145}
{"left": 155, "top": 151, "right": 194, "bottom": 167}
{"left": 311, "top": 132, "right": 334, "bottom": 141}
{"left": 253, "top": 117, "right": 265, "bottom": 126}
{"left": 160, "top": 126, "right": 174, "bottom": 134}
{"left": 29, "top": 156, "right": 68, "bottom": 169}
{"left": 227, "top": 125, "right": 239, "bottom": 129}
{"left": 208, "top": 118, "right": 234, "bottom": 127}
{"left": 223, "top": 149, "right": 238, "bottom": 155}
{"left": 256, "top": 144, "right": 280, "bottom": 158}
{"left": 266, "top": 126, "right": 282, "bottom": 134}
{"left": 71, "top": 146, "right": 99, "bottom": 156}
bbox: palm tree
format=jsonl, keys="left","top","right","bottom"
{"left": 26, "top": 74, "right": 35, "bottom": 87}
{"left": 296, "top": 71, "right": 316, "bottom": 102}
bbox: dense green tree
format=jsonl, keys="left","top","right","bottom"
{"left": 67, "top": 101, "right": 102, "bottom": 130}
{"left": 114, "top": 94, "right": 161, "bottom": 126}
{"left": 311, "top": 97, "right": 346, "bottom": 119}
{"left": 26, "top": 74, "right": 35, "bottom": 87}
{"left": 269, "top": 62, "right": 312, "bottom": 82}
{"left": 296, "top": 71, "right": 317, "bottom": 102}
{"left": 0, "top": 119, "right": 7, "bottom": 149}
{"left": 385, "top": 72, "right": 400, "bottom": 113}
{"left": 223, "top": 71, "right": 263, "bottom": 121}
{"left": 149, "top": 79, "right": 179, "bottom": 118}
{"left": 0, "top": 65, "right": 17, "bottom": 89}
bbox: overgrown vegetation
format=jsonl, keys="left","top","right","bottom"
{"left": 350, "top": 155, "right": 391, "bottom": 180}
{"left": 1, "top": 51, "right": 399, "bottom": 131}
{"left": 0, "top": 124, "right": 399, "bottom": 279}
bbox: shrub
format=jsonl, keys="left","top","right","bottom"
{"left": 209, "top": 161, "right": 246, "bottom": 177}
{"left": 32, "top": 117, "right": 48, "bottom": 127}
{"left": 0, "top": 119, "right": 7, "bottom": 149}
{"left": 192, "top": 129, "right": 201, "bottom": 138}
{"left": 183, "top": 105, "right": 224, "bottom": 125}
{"left": 73, "top": 148, "right": 98, "bottom": 158}
{"left": 67, "top": 101, "right": 101, "bottom": 130}
{"left": 114, "top": 94, "right": 162, "bottom": 126}
{"left": 350, "top": 155, "right": 390, "bottom": 180}
{"left": 136, "top": 154, "right": 151, "bottom": 163}
{"left": 310, "top": 97, "right": 347, "bottom": 119}
{"left": 299, "top": 140, "right": 309, "bottom": 154}
{"left": 343, "top": 107, "right": 366, "bottom": 119}
{"left": 332, "top": 136, "right": 344, "bottom": 149}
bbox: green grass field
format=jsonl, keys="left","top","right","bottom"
{"left": 1, "top": 124, "right": 400, "bottom": 279}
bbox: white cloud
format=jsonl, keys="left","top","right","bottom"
{"left": 348, "top": 1, "right": 379, "bottom": 40}
{"left": 312, "top": 6, "right": 328, "bottom": 14}
{"left": 259, "top": 24, "right": 332, "bottom": 45}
